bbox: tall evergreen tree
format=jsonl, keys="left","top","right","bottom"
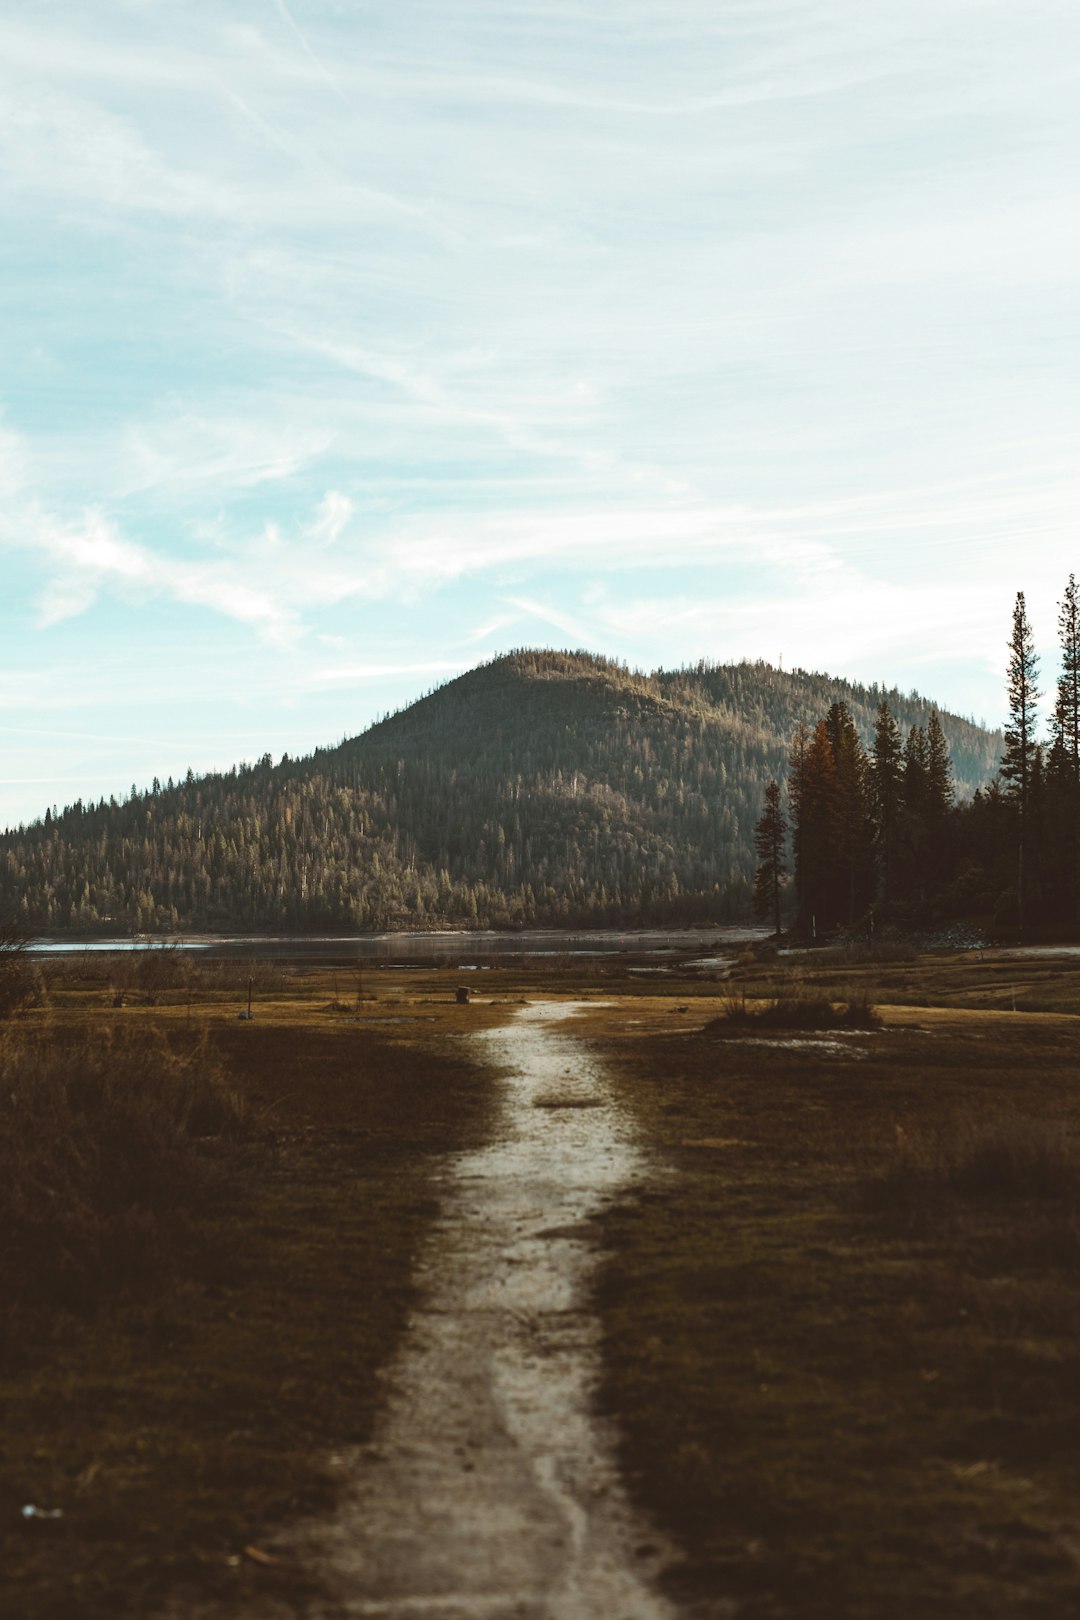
{"left": 1045, "top": 577, "right": 1080, "bottom": 923}
{"left": 869, "top": 701, "right": 903, "bottom": 902}
{"left": 787, "top": 721, "right": 811, "bottom": 927}
{"left": 752, "top": 779, "right": 787, "bottom": 937}
{"left": 1000, "top": 591, "right": 1041, "bottom": 932}
{"left": 824, "top": 700, "right": 873, "bottom": 926}
{"left": 1052, "top": 573, "right": 1080, "bottom": 779}
{"left": 922, "top": 708, "right": 957, "bottom": 893}
{"left": 903, "top": 724, "right": 929, "bottom": 813}
{"left": 1001, "top": 591, "right": 1041, "bottom": 807}
{"left": 790, "top": 719, "right": 840, "bottom": 935}
{"left": 788, "top": 705, "right": 871, "bottom": 934}
{"left": 896, "top": 723, "right": 930, "bottom": 903}
{"left": 1044, "top": 730, "right": 1079, "bottom": 926}
{"left": 926, "top": 710, "right": 955, "bottom": 820}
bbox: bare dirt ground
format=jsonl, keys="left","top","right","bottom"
{"left": 183, "top": 1000, "right": 678, "bottom": 1620}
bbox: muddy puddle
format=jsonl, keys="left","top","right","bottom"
{"left": 192, "top": 1002, "right": 675, "bottom": 1620}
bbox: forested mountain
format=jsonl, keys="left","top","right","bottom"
{"left": 0, "top": 651, "right": 1002, "bottom": 934}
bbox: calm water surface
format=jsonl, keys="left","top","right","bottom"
{"left": 29, "top": 926, "right": 765, "bottom": 963}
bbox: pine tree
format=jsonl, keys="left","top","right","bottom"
{"left": 1052, "top": 573, "right": 1080, "bottom": 779}
{"left": 788, "top": 708, "right": 871, "bottom": 934}
{"left": 1000, "top": 591, "right": 1041, "bottom": 932}
{"left": 903, "top": 724, "right": 929, "bottom": 815}
{"left": 789, "top": 720, "right": 839, "bottom": 935}
{"left": 1044, "top": 728, "right": 1079, "bottom": 925}
{"left": 897, "top": 724, "right": 929, "bottom": 904}
{"left": 1002, "top": 591, "right": 1041, "bottom": 808}
{"left": 1046, "top": 578, "right": 1080, "bottom": 923}
{"left": 869, "top": 701, "right": 903, "bottom": 901}
{"left": 787, "top": 722, "right": 811, "bottom": 926}
{"left": 824, "top": 700, "right": 873, "bottom": 926}
{"left": 753, "top": 779, "right": 787, "bottom": 937}
{"left": 922, "top": 709, "right": 956, "bottom": 893}
{"left": 926, "top": 710, "right": 955, "bottom": 820}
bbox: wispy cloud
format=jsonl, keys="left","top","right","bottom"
{"left": 0, "top": 0, "right": 1077, "bottom": 824}
{"left": 272, "top": 0, "right": 353, "bottom": 110}
{"left": 0, "top": 421, "right": 30, "bottom": 497}
{"left": 117, "top": 412, "right": 338, "bottom": 502}
{"left": 14, "top": 507, "right": 296, "bottom": 640}
{"left": 303, "top": 658, "right": 470, "bottom": 689}
{"left": 6, "top": 454, "right": 1079, "bottom": 674}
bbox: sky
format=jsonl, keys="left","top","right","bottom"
{"left": 1, "top": 0, "right": 1078, "bottom": 828}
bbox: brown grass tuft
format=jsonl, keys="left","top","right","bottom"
{"left": 708, "top": 982, "right": 880, "bottom": 1032}
{"left": 865, "top": 1113, "right": 1080, "bottom": 1210}
{"left": 0, "top": 1023, "right": 246, "bottom": 1338}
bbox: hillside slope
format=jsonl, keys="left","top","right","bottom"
{"left": 0, "top": 651, "right": 1002, "bottom": 933}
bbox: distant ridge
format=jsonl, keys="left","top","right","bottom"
{"left": 0, "top": 651, "right": 1003, "bottom": 933}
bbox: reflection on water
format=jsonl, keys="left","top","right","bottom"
{"left": 29, "top": 926, "right": 764, "bottom": 963}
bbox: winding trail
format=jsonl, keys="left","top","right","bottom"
{"left": 297, "top": 999, "right": 675, "bottom": 1620}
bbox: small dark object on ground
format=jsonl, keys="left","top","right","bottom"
{"left": 456, "top": 986, "right": 470, "bottom": 1004}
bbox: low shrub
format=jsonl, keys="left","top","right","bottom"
{"left": 709, "top": 984, "right": 880, "bottom": 1032}
{"left": 839, "top": 987, "right": 881, "bottom": 1028}
{"left": 98, "top": 949, "right": 295, "bottom": 1003}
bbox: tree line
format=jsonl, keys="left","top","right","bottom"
{"left": 755, "top": 579, "right": 1080, "bottom": 937}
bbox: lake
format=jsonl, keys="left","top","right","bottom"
{"left": 28, "top": 926, "right": 766, "bottom": 965}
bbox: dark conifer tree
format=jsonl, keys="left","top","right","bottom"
{"left": 1044, "top": 729, "right": 1079, "bottom": 925}
{"left": 869, "top": 701, "right": 903, "bottom": 902}
{"left": 824, "top": 700, "right": 873, "bottom": 926}
{"left": 926, "top": 710, "right": 955, "bottom": 821}
{"left": 1001, "top": 591, "right": 1041, "bottom": 807}
{"left": 1044, "top": 573, "right": 1080, "bottom": 922}
{"left": 897, "top": 723, "right": 929, "bottom": 904}
{"left": 787, "top": 721, "right": 811, "bottom": 926}
{"left": 753, "top": 779, "right": 787, "bottom": 937}
{"left": 1052, "top": 573, "right": 1080, "bottom": 778}
{"left": 903, "top": 724, "right": 929, "bottom": 813}
{"left": 1000, "top": 591, "right": 1041, "bottom": 932}
{"left": 788, "top": 706, "right": 871, "bottom": 934}
{"left": 790, "top": 719, "right": 840, "bottom": 935}
{"left": 1028, "top": 742, "right": 1046, "bottom": 912}
{"left": 924, "top": 708, "right": 956, "bottom": 890}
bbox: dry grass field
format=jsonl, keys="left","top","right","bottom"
{"left": 0, "top": 961, "right": 511, "bottom": 1620}
{"left": 3, "top": 945, "right": 1080, "bottom": 1618}
{"left": 578, "top": 956, "right": 1080, "bottom": 1619}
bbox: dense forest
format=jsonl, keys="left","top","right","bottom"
{"left": 760, "top": 582, "right": 1080, "bottom": 938}
{"left": 0, "top": 652, "right": 1001, "bottom": 934}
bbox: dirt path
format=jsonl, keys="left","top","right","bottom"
{"left": 269, "top": 1000, "right": 676, "bottom": 1620}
